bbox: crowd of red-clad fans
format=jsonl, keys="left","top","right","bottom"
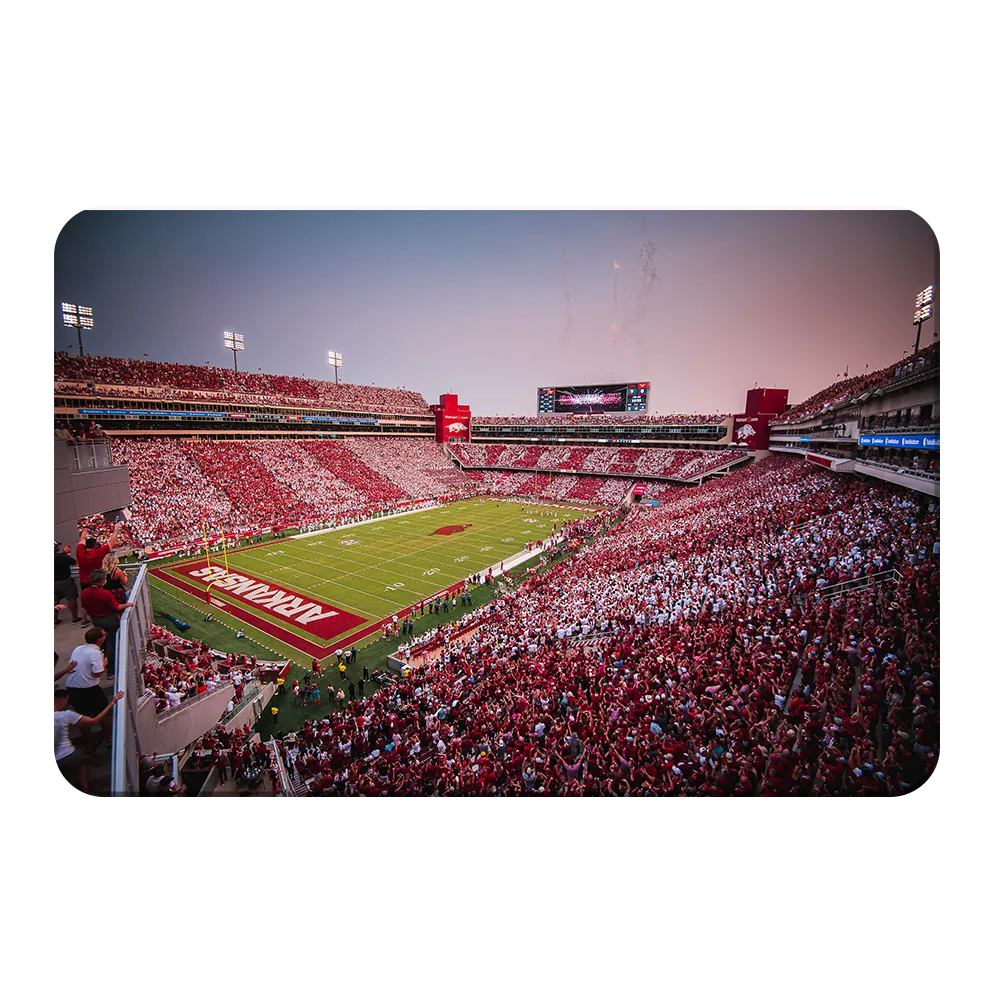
{"left": 139, "top": 724, "right": 282, "bottom": 799}
{"left": 453, "top": 444, "right": 747, "bottom": 482}
{"left": 145, "top": 625, "right": 261, "bottom": 714}
{"left": 266, "top": 455, "right": 937, "bottom": 796}
{"left": 473, "top": 413, "right": 728, "bottom": 426}
{"left": 83, "top": 436, "right": 479, "bottom": 552}
{"left": 347, "top": 436, "right": 478, "bottom": 498}
{"left": 773, "top": 343, "right": 940, "bottom": 426}
{"left": 54, "top": 352, "right": 430, "bottom": 414}
{"left": 468, "top": 470, "right": 634, "bottom": 505}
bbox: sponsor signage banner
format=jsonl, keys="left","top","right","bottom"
{"left": 78, "top": 408, "right": 229, "bottom": 418}
{"left": 632, "top": 483, "right": 647, "bottom": 496}
{"left": 859, "top": 434, "right": 939, "bottom": 450}
{"left": 185, "top": 563, "right": 366, "bottom": 640}
{"left": 299, "top": 415, "right": 378, "bottom": 424}
{"left": 76, "top": 408, "right": 378, "bottom": 424}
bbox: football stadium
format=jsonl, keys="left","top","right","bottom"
{"left": 52, "top": 212, "right": 940, "bottom": 797}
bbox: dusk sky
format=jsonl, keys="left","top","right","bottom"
{"left": 54, "top": 211, "right": 937, "bottom": 415}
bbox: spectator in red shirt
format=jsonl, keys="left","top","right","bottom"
{"left": 76, "top": 522, "right": 122, "bottom": 590}
{"left": 80, "top": 569, "right": 134, "bottom": 677}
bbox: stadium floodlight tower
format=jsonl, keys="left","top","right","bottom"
{"left": 223, "top": 330, "right": 245, "bottom": 372}
{"left": 328, "top": 351, "right": 343, "bottom": 385}
{"left": 912, "top": 284, "right": 934, "bottom": 354}
{"left": 62, "top": 303, "right": 94, "bottom": 356}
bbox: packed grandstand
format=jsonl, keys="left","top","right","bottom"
{"left": 54, "top": 348, "right": 939, "bottom": 796}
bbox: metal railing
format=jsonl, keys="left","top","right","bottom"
{"left": 110, "top": 565, "right": 152, "bottom": 796}
{"left": 860, "top": 422, "right": 939, "bottom": 435}
{"left": 269, "top": 738, "right": 297, "bottom": 796}
{"left": 563, "top": 630, "right": 616, "bottom": 645}
{"left": 152, "top": 680, "right": 236, "bottom": 720}
{"left": 220, "top": 682, "right": 264, "bottom": 726}
{"left": 816, "top": 568, "right": 903, "bottom": 600}
{"left": 855, "top": 460, "right": 940, "bottom": 482}
{"left": 59, "top": 437, "right": 114, "bottom": 471}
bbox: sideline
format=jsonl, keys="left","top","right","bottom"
{"left": 289, "top": 501, "right": 445, "bottom": 540}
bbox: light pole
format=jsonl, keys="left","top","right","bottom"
{"left": 62, "top": 303, "right": 94, "bottom": 356}
{"left": 912, "top": 284, "right": 934, "bottom": 354}
{"left": 224, "top": 330, "right": 244, "bottom": 372}
{"left": 328, "top": 351, "right": 343, "bottom": 385}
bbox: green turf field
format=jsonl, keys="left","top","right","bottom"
{"left": 148, "top": 562, "right": 519, "bottom": 737}
{"left": 150, "top": 498, "right": 596, "bottom": 667}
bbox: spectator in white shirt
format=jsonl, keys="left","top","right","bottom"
{"left": 55, "top": 687, "right": 123, "bottom": 793}
{"left": 65, "top": 628, "right": 114, "bottom": 748}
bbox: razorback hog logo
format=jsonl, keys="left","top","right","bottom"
{"left": 736, "top": 422, "right": 756, "bottom": 440}
{"left": 433, "top": 523, "right": 473, "bottom": 535}
{"left": 446, "top": 421, "right": 468, "bottom": 433}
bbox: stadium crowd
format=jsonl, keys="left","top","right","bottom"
{"left": 772, "top": 343, "right": 939, "bottom": 426}
{"left": 670, "top": 449, "right": 749, "bottom": 480}
{"left": 178, "top": 439, "right": 320, "bottom": 526}
{"left": 473, "top": 413, "right": 728, "bottom": 426}
{"left": 55, "top": 352, "right": 431, "bottom": 413}
{"left": 77, "top": 437, "right": 471, "bottom": 553}
{"left": 346, "top": 436, "right": 477, "bottom": 498}
{"left": 269, "top": 456, "right": 937, "bottom": 796}
{"left": 300, "top": 440, "right": 409, "bottom": 505}
{"left": 144, "top": 624, "right": 260, "bottom": 714}
{"left": 453, "top": 443, "right": 745, "bottom": 482}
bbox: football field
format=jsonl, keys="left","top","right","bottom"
{"left": 150, "top": 498, "right": 597, "bottom": 662}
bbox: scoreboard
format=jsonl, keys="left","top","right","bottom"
{"left": 537, "top": 382, "right": 650, "bottom": 414}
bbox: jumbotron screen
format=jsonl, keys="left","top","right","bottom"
{"left": 537, "top": 382, "right": 650, "bottom": 414}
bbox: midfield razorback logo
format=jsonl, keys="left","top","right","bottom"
{"left": 185, "top": 565, "right": 366, "bottom": 640}
{"left": 432, "top": 523, "right": 473, "bottom": 536}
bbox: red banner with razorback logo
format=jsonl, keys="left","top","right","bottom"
{"left": 430, "top": 392, "right": 472, "bottom": 443}
{"left": 733, "top": 413, "right": 770, "bottom": 449}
